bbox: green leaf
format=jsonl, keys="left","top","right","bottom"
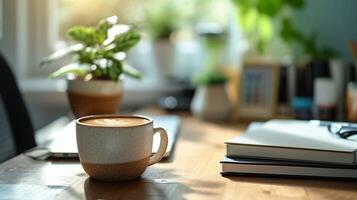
{"left": 256, "top": 40, "right": 266, "bottom": 53}
{"left": 239, "top": 8, "right": 258, "bottom": 33}
{"left": 40, "top": 44, "right": 83, "bottom": 67}
{"left": 110, "top": 30, "right": 141, "bottom": 52}
{"left": 285, "top": 0, "right": 305, "bottom": 9}
{"left": 67, "top": 26, "right": 97, "bottom": 46}
{"left": 257, "top": 14, "right": 273, "bottom": 53}
{"left": 92, "top": 65, "right": 105, "bottom": 78}
{"left": 317, "top": 47, "right": 339, "bottom": 59}
{"left": 257, "top": 0, "right": 282, "bottom": 17}
{"left": 49, "top": 63, "right": 89, "bottom": 79}
{"left": 108, "top": 70, "right": 117, "bottom": 81}
{"left": 193, "top": 70, "right": 228, "bottom": 86}
{"left": 280, "top": 18, "right": 338, "bottom": 59}
{"left": 258, "top": 15, "right": 273, "bottom": 41}
{"left": 96, "top": 16, "right": 118, "bottom": 44}
{"left": 107, "top": 62, "right": 120, "bottom": 81}
{"left": 280, "top": 18, "right": 304, "bottom": 43}
{"left": 76, "top": 47, "right": 99, "bottom": 64}
{"left": 123, "top": 63, "right": 142, "bottom": 79}
{"left": 234, "top": 0, "right": 251, "bottom": 14}
{"left": 280, "top": 20, "right": 296, "bottom": 43}
{"left": 304, "top": 32, "right": 318, "bottom": 56}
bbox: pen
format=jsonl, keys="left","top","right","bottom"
{"left": 310, "top": 120, "right": 357, "bottom": 139}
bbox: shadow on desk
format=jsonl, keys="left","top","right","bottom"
{"left": 84, "top": 177, "right": 171, "bottom": 200}
{"left": 64, "top": 167, "right": 223, "bottom": 200}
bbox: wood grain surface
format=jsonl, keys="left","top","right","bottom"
{"left": 0, "top": 111, "right": 356, "bottom": 199}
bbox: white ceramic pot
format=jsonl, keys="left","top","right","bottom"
{"left": 190, "top": 84, "right": 231, "bottom": 121}
{"left": 67, "top": 79, "right": 123, "bottom": 118}
{"left": 153, "top": 40, "right": 174, "bottom": 78}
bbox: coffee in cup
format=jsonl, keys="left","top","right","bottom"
{"left": 76, "top": 115, "right": 168, "bottom": 181}
{"left": 82, "top": 117, "right": 149, "bottom": 127}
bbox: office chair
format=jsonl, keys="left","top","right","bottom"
{"left": 0, "top": 52, "right": 36, "bottom": 162}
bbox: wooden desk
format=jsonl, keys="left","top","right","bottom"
{"left": 0, "top": 114, "right": 356, "bottom": 199}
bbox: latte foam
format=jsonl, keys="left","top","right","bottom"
{"left": 81, "top": 117, "right": 149, "bottom": 127}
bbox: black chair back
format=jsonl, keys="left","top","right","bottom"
{"left": 0, "top": 53, "right": 36, "bottom": 162}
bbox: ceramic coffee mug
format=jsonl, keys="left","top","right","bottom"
{"left": 76, "top": 115, "right": 168, "bottom": 181}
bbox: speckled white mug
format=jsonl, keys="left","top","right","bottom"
{"left": 76, "top": 115, "right": 168, "bottom": 181}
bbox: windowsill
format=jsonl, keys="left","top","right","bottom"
{"left": 19, "top": 77, "right": 184, "bottom": 107}
{"left": 19, "top": 78, "right": 67, "bottom": 93}
{"left": 19, "top": 77, "right": 181, "bottom": 93}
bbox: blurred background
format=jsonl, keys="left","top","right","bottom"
{"left": 1, "top": 0, "right": 357, "bottom": 130}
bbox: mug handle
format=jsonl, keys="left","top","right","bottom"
{"left": 149, "top": 127, "right": 168, "bottom": 166}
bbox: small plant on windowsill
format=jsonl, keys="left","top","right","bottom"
{"left": 190, "top": 28, "right": 231, "bottom": 121}
{"left": 40, "top": 16, "right": 141, "bottom": 118}
{"left": 191, "top": 69, "right": 232, "bottom": 121}
{"left": 193, "top": 70, "right": 228, "bottom": 86}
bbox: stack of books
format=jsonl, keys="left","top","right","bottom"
{"left": 221, "top": 120, "right": 357, "bottom": 179}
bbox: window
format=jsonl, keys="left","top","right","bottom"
{"left": 1, "top": 0, "right": 240, "bottom": 88}
{"left": 58, "top": 0, "right": 144, "bottom": 40}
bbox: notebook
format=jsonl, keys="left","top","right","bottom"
{"left": 225, "top": 120, "right": 357, "bottom": 165}
{"left": 221, "top": 157, "right": 357, "bottom": 179}
{"left": 44, "top": 115, "right": 181, "bottom": 159}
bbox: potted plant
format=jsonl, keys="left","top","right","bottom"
{"left": 41, "top": 16, "right": 141, "bottom": 118}
{"left": 190, "top": 27, "right": 231, "bottom": 121}
{"left": 141, "top": 0, "right": 194, "bottom": 79}
{"left": 190, "top": 70, "right": 231, "bottom": 121}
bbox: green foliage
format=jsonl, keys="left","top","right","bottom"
{"left": 67, "top": 26, "right": 97, "bottom": 46}
{"left": 285, "top": 0, "right": 304, "bottom": 8}
{"left": 41, "top": 16, "right": 141, "bottom": 81}
{"left": 48, "top": 63, "right": 89, "bottom": 79}
{"left": 122, "top": 63, "right": 142, "bottom": 79}
{"left": 40, "top": 44, "right": 83, "bottom": 67}
{"left": 96, "top": 16, "right": 117, "bottom": 44}
{"left": 257, "top": 0, "right": 283, "bottom": 17}
{"left": 140, "top": 0, "right": 177, "bottom": 40}
{"left": 141, "top": 0, "right": 197, "bottom": 40}
{"left": 280, "top": 18, "right": 338, "bottom": 59}
{"left": 145, "top": 11, "right": 176, "bottom": 40}
{"left": 111, "top": 30, "right": 141, "bottom": 52}
{"left": 193, "top": 70, "right": 228, "bottom": 86}
{"left": 232, "top": 0, "right": 338, "bottom": 59}
{"left": 233, "top": 0, "right": 286, "bottom": 53}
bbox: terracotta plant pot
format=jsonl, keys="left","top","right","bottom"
{"left": 67, "top": 79, "right": 123, "bottom": 118}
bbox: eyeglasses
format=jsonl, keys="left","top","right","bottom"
{"left": 327, "top": 123, "right": 357, "bottom": 139}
